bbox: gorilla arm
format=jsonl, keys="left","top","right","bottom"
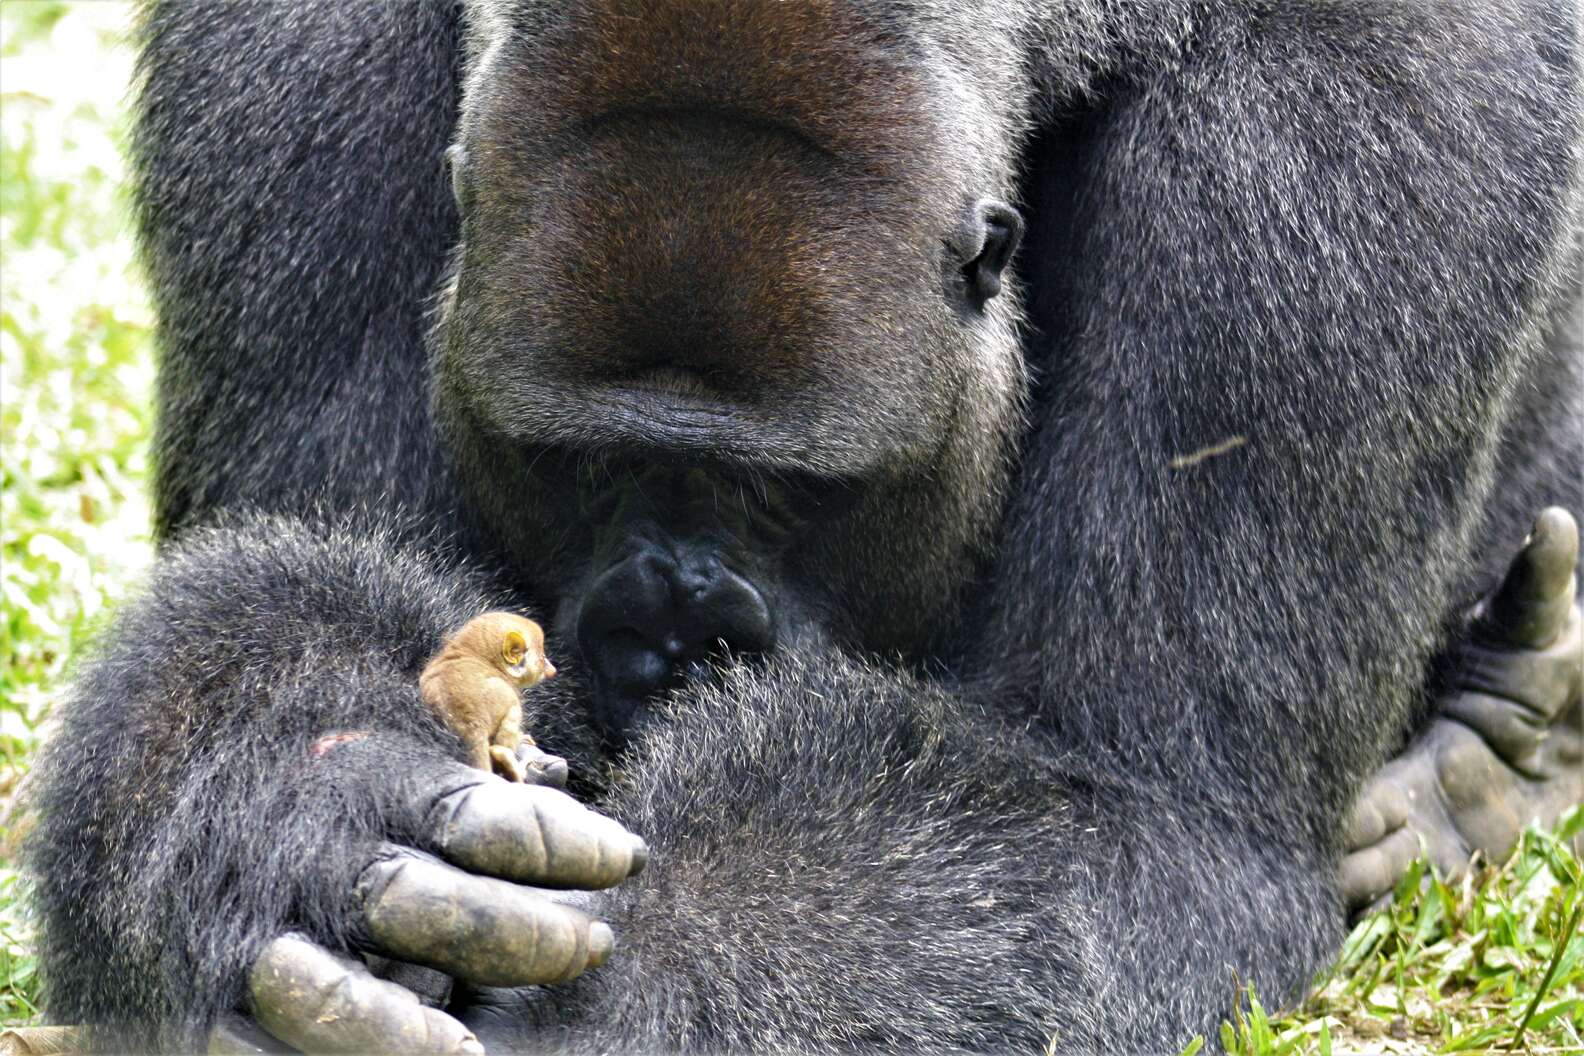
{"left": 962, "top": 2, "right": 1581, "bottom": 1044}
{"left": 450, "top": 653, "right": 1138, "bottom": 1054}
{"left": 240, "top": 525, "right": 1579, "bottom": 1056}
{"left": 27, "top": 515, "right": 644, "bottom": 1053}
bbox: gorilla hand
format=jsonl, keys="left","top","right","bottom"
{"left": 227, "top": 754, "right": 647, "bottom": 1054}
{"left": 1340, "top": 507, "right": 1583, "bottom": 913}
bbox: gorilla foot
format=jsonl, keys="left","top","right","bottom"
{"left": 1341, "top": 508, "right": 1584, "bottom": 912}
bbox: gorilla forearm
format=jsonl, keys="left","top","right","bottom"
{"left": 465, "top": 652, "right": 1339, "bottom": 1054}
{"left": 29, "top": 515, "right": 493, "bottom": 1049}
{"left": 602, "top": 655, "right": 1093, "bottom": 1053}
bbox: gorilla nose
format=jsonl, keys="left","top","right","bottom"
{"left": 576, "top": 540, "right": 774, "bottom": 741}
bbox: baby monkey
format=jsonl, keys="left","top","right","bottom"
{"left": 420, "top": 612, "right": 559, "bottom": 783}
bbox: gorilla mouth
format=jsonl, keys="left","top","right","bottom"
{"left": 616, "top": 364, "right": 733, "bottom": 402}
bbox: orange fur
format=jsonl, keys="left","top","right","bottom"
{"left": 418, "top": 612, "right": 556, "bottom": 780}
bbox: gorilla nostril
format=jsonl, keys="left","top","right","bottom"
{"left": 675, "top": 554, "right": 723, "bottom": 599}
{"left": 592, "top": 629, "right": 668, "bottom": 684}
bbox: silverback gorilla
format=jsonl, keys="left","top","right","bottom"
{"left": 27, "top": 1, "right": 1584, "bottom": 1053}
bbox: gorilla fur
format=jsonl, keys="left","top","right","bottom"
{"left": 28, "top": 0, "right": 1584, "bottom": 1052}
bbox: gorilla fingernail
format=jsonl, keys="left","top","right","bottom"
{"left": 587, "top": 922, "right": 614, "bottom": 969}
{"left": 627, "top": 837, "right": 650, "bottom": 877}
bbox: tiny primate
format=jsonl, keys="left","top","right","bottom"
{"left": 419, "top": 612, "right": 557, "bottom": 783}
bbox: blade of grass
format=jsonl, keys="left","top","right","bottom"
{"left": 1506, "top": 894, "right": 1583, "bottom": 1052}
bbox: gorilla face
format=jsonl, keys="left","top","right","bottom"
{"left": 434, "top": 0, "right": 1030, "bottom": 738}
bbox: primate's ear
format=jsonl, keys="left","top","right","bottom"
{"left": 444, "top": 144, "right": 470, "bottom": 211}
{"left": 947, "top": 198, "right": 1024, "bottom": 312}
{"left": 502, "top": 629, "right": 527, "bottom": 665}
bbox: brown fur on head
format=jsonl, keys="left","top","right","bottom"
{"left": 451, "top": 612, "right": 557, "bottom": 687}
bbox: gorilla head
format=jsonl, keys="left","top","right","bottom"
{"left": 434, "top": 0, "right": 1030, "bottom": 737}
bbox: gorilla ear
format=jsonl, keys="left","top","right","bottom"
{"left": 444, "top": 144, "right": 469, "bottom": 210}
{"left": 947, "top": 198, "right": 1024, "bottom": 313}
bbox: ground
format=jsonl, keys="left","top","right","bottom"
{"left": 0, "top": 5, "right": 1577, "bottom": 1054}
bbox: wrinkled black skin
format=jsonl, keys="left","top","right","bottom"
{"left": 28, "top": 2, "right": 1584, "bottom": 1054}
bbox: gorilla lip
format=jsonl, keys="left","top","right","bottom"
{"left": 614, "top": 364, "right": 733, "bottom": 403}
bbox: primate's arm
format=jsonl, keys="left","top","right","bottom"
{"left": 28, "top": 515, "right": 643, "bottom": 1053}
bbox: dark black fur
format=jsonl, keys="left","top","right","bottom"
{"left": 29, "top": 1, "right": 1583, "bottom": 1053}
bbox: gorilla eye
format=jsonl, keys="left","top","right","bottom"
{"left": 946, "top": 198, "right": 1024, "bottom": 314}
{"left": 444, "top": 144, "right": 469, "bottom": 210}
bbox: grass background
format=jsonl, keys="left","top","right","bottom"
{"left": 0, "top": 4, "right": 1578, "bottom": 1053}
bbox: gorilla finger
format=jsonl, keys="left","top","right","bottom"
{"left": 1338, "top": 826, "right": 1421, "bottom": 913}
{"left": 1458, "top": 602, "right": 1581, "bottom": 703}
{"left": 248, "top": 933, "right": 482, "bottom": 1055}
{"left": 364, "top": 954, "right": 456, "bottom": 1008}
{"left": 428, "top": 779, "right": 646, "bottom": 888}
{"left": 1342, "top": 776, "right": 1410, "bottom": 853}
{"left": 208, "top": 1013, "right": 294, "bottom": 1054}
{"left": 517, "top": 741, "right": 570, "bottom": 788}
{"left": 1479, "top": 507, "right": 1579, "bottom": 650}
{"left": 1442, "top": 686, "right": 1559, "bottom": 767}
{"left": 358, "top": 848, "right": 615, "bottom": 986}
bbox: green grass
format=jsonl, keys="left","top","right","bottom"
{"left": 1200, "top": 810, "right": 1584, "bottom": 1056}
{"left": 1, "top": 0, "right": 154, "bottom": 1025}
{"left": 1, "top": 4, "right": 1579, "bottom": 1051}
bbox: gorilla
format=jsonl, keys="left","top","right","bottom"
{"left": 26, "top": 1, "right": 1584, "bottom": 1053}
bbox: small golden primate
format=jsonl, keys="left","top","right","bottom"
{"left": 419, "top": 612, "right": 557, "bottom": 782}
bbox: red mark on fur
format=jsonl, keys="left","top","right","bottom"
{"left": 309, "top": 731, "right": 372, "bottom": 758}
